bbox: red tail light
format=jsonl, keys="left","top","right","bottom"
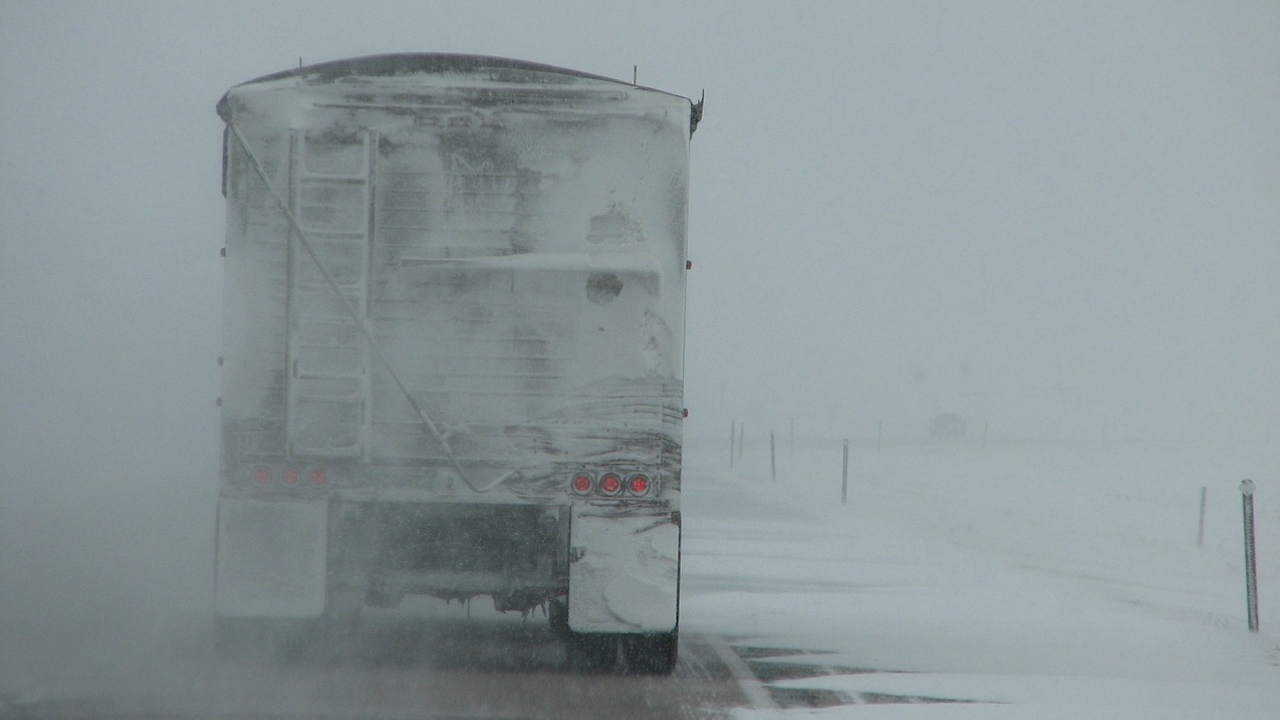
{"left": 282, "top": 469, "right": 300, "bottom": 485}
{"left": 252, "top": 467, "right": 271, "bottom": 485}
{"left": 599, "top": 473, "right": 622, "bottom": 496}
{"left": 570, "top": 469, "right": 657, "bottom": 498}
{"left": 310, "top": 469, "right": 328, "bottom": 485}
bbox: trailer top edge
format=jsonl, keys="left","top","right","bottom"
{"left": 218, "top": 53, "right": 694, "bottom": 120}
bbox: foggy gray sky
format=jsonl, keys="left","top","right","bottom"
{"left": 2, "top": 0, "right": 1278, "bottom": 501}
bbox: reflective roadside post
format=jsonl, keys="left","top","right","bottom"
{"left": 1240, "top": 479, "right": 1259, "bottom": 633}
{"left": 770, "top": 431, "right": 776, "bottom": 483}
{"left": 841, "top": 439, "right": 850, "bottom": 505}
{"left": 1196, "top": 486, "right": 1207, "bottom": 548}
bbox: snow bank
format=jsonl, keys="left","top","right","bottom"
{"left": 681, "top": 438, "right": 1280, "bottom": 718}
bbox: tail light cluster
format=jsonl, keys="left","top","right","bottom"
{"left": 570, "top": 471, "right": 655, "bottom": 498}
{"left": 250, "top": 466, "right": 328, "bottom": 488}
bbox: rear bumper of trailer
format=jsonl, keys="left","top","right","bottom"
{"left": 214, "top": 492, "right": 679, "bottom": 634}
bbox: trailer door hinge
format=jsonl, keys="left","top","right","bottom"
{"left": 568, "top": 546, "right": 586, "bottom": 563}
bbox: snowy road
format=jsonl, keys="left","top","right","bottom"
{"left": 3, "top": 439, "right": 1279, "bottom": 718}
{"left": 680, "top": 438, "right": 1280, "bottom": 718}
{"left": 1, "top": 626, "right": 752, "bottom": 719}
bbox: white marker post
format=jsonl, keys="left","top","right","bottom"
{"left": 1240, "top": 479, "right": 1259, "bottom": 633}
{"left": 738, "top": 423, "right": 744, "bottom": 464}
{"left": 841, "top": 440, "right": 850, "bottom": 505}
{"left": 1197, "top": 486, "right": 1207, "bottom": 548}
{"left": 769, "top": 431, "right": 776, "bottom": 483}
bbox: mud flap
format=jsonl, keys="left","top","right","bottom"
{"left": 215, "top": 497, "right": 328, "bottom": 618}
{"left": 568, "top": 506, "right": 679, "bottom": 633}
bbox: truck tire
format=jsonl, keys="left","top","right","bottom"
{"left": 214, "top": 616, "right": 277, "bottom": 659}
{"left": 214, "top": 616, "right": 314, "bottom": 661}
{"left": 623, "top": 631, "right": 678, "bottom": 675}
{"left": 566, "top": 632, "right": 619, "bottom": 673}
{"left": 547, "top": 599, "right": 569, "bottom": 635}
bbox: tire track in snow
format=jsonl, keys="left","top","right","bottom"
{"left": 704, "top": 634, "right": 780, "bottom": 711}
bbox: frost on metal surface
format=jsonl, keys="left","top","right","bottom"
{"left": 569, "top": 507, "right": 680, "bottom": 632}
{"left": 218, "top": 55, "right": 691, "bottom": 499}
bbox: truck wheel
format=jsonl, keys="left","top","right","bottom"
{"left": 622, "top": 631, "right": 678, "bottom": 675}
{"left": 303, "top": 610, "right": 359, "bottom": 663}
{"left": 566, "top": 632, "right": 619, "bottom": 673}
{"left": 547, "top": 599, "right": 569, "bottom": 635}
{"left": 214, "top": 616, "right": 271, "bottom": 659}
{"left": 215, "top": 616, "right": 314, "bottom": 661}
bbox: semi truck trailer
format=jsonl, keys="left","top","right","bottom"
{"left": 213, "top": 54, "right": 700, "bottom": 673}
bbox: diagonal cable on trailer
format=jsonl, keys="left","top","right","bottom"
{"left": 225, "top": 121, "right": 510, "bottom": 493}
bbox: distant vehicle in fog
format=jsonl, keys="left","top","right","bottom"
{"left": 213, "top": 54, "right": 701, "bottom": 673}
{"left": 929, "top": 412, "right": 967, "bottom": 440}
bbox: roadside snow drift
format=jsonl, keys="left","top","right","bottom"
{"left": 680, "top": 438, "right": 1280, "bottom": 718}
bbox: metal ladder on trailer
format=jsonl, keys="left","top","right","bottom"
{"left": 285, "top": 130, "right": 375, "bottom": 459}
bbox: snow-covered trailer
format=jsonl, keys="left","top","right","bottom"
{"left": 214, "top": 54, "right": 700, "bottom": 672}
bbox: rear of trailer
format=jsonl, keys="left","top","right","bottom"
{"left": 214, "top": 54, "right": 699, "bottom": 673}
